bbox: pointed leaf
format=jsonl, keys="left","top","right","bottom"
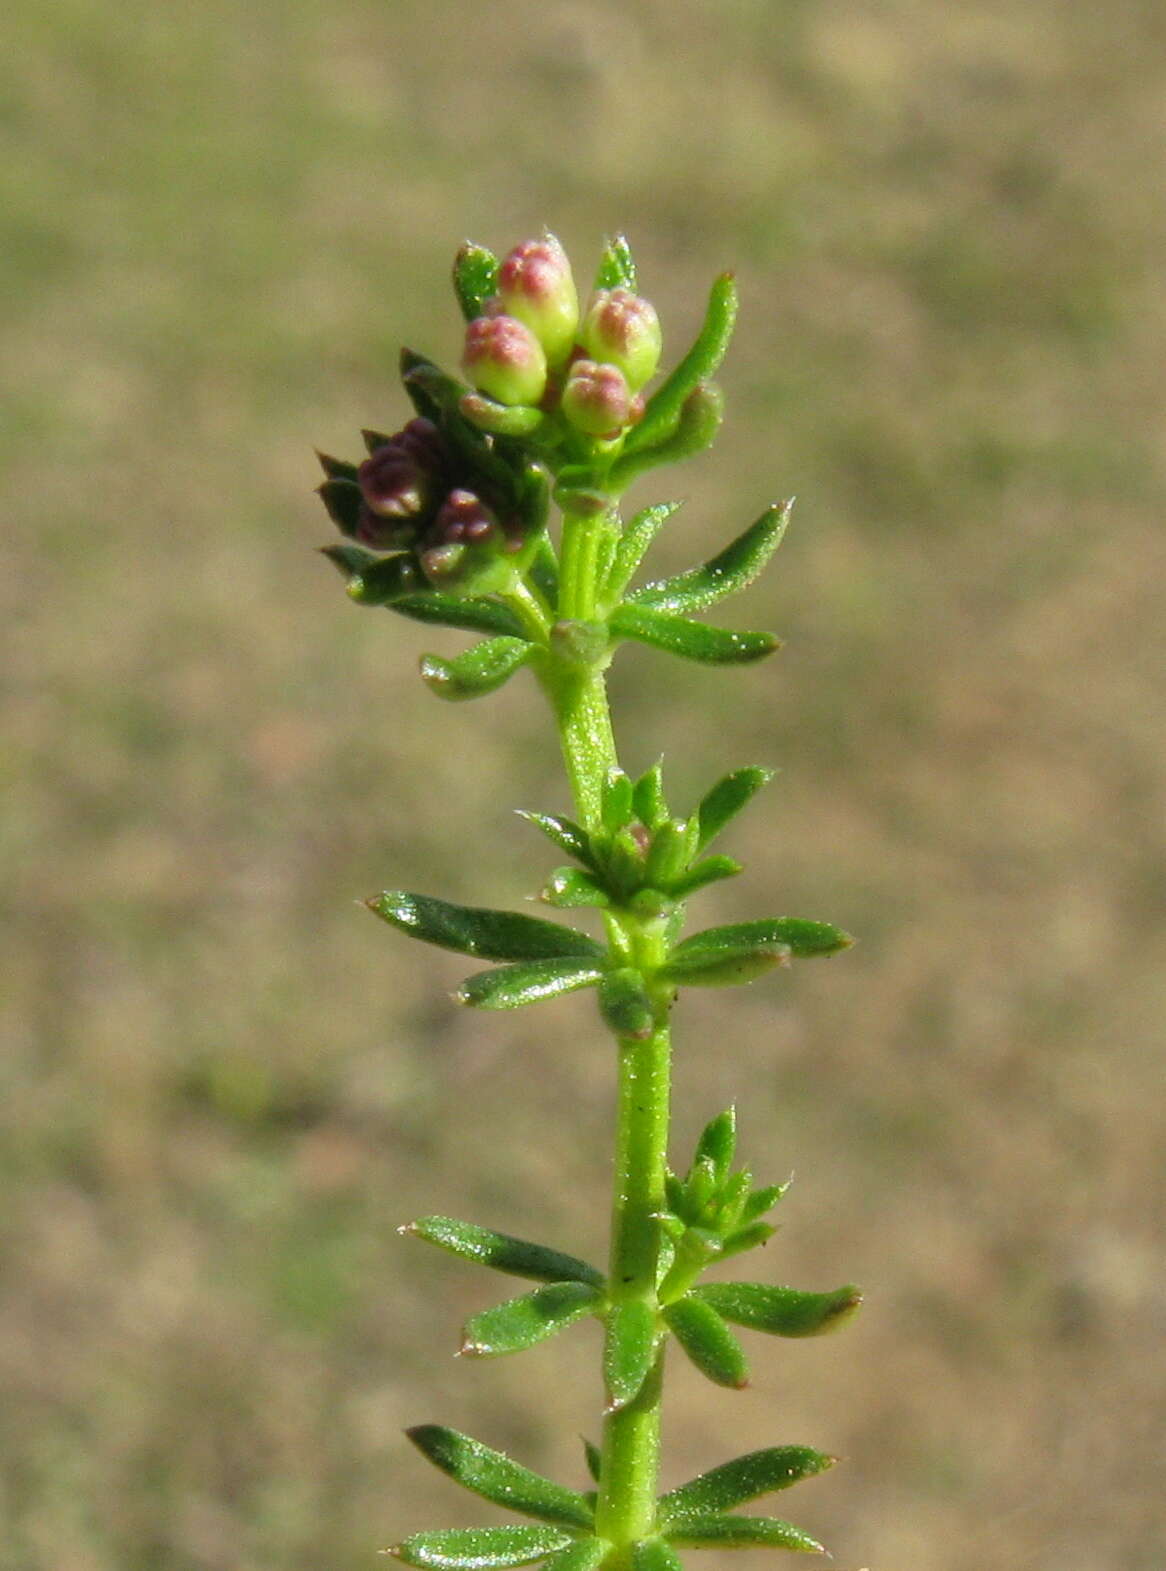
{"left": 318, "top": 475, "right": 365, "bottom": 537}
{"left": 672, "top": 919, "right": 853, "bottom": 962}
{"left": 603, "top": 502, "right": 683, "bottom": 605}
{"left": 401, "top": 1216, "right": 604, "bottom": 1288}
{"left": 458, "top": 958, "right": 605, "bottom": 1010}
{"left": 740, "top": 1183, "right": 789, "bottom": 1224}
{"left": 609, "top": 605, "right": 780, "bottom": 666}
{"left": 622, "top": 274, "right": 738, "bottom": 457}
{"left": 630, "top": 502, "right": 792, "bottom": 615}
{"left": 664, "top": 856, "right": 742, "bottom": 900}
{"left": 692, "top": 1109, "right": 736, "bottom": 1184}
{"left": 420, "top": 638, "right": 534, "bottom": 701}
{"left": 604, "top": 1299, "right": 659, "bottom": 1410}
{"left": 695, "top": 767, "right": 776, "bottom": 852}
{"left": 389, "top": 593, "right": 529, "bottom": 639}
{"left": 368, "top": 891, "right": 604, "bottom": 962}
{"left": 658, "top": 1447, "right": 835, "bottom": 1526}
{"left": 544, "top": 1542, "right": 607, "bottom": 1571}
{"left": 390, "top": 1525, "right": 573, "bottom": 1570}
{"left": 517, "top": 811, "right": 599, "bottom": 872}
{"left": 601, "top": 769, "right": 635, "bottom": 833}
{"left": 406, "top": 1426, "right": 595, "bottom": 1530}
{"left": 400, "top": 351, "right": 474, "bottom": 422}
{"left": 631, "top": 1541, "right": 683, "bottom": 1571}
{"left": 461, "top": 1281, "right": 601, "bottom": 1356}
{"left": 608, "top": 384, "right": 723, "bottom": 493}
{"left": 316, "top": 450, "right": 359, "bottom": 481}
{"left": 594, "top": 234, "right": 637, "bottom": 292}
{"left": 529, "top": 533, "right": 560, "bottom": 603}
{"left": 664, "top": 1515, "right": 824, "bottom": 1554}
{"left": 454, "top": 243, "right": 500, "bottom": 321}
{"left": 664, "top": 1298, "right": 749, "bottom": 1388}
{"left": 632, "top": 761, "right": 668, "bottom": 830}
{"left": 542, "top": 868, "right": 611, "bottom": 910}
{"left": 321, "top": 541, "right": 378, "bottom": 580}
{"left": 643, "top": 821, "right": 690, "bottom": 889}
{"left": 719, "top": 1222, "right": 777, "bottom": 1260}
{"left": 693, "top": 1282, "right": 863, "bottom": 1338}
{"left": 659, "top": 948, "right": 789, "bottom": 989}
{"left": 339, "top": 552, "right": 429, "bottom": 604}
{"left": 598, "top": 969, "right": 655, "bottom": 1042}
{"left": 581, "top": 1437, "right": 602, "bottom": 1485}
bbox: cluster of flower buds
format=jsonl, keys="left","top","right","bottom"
{"left": 460, "top": 234, "right": 662, "bottom": 442}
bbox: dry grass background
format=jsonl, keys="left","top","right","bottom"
{"left": 2, "top": 1, "right": 1164, "bottom": 1567}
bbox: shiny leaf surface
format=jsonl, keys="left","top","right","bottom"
{"left": 461, "top": 1281, "right": 602, "bottom": 1356}
{"left": 402, "top": 1215, "right": 603, "bottom": 1287}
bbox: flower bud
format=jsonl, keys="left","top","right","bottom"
{"left": 496, "top": 234, "right": 579, "bottom": 369}
{"left": 581, "top": 288, "right": 662, "bottom": 391}
{"left": 463, "top": 314, "right": 547, "bottom": 407}
{"left": 561, "top": 358, "right": 633, "bottom": 437}
{"left": 430, "top": 488, "right": 499, "bottom": 547}
{"left": 357, "top": 417, "right": 444, "bottom": 521}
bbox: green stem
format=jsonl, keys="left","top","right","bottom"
{"left": 538, "top": 498, "right": 673, "bottom": 1561}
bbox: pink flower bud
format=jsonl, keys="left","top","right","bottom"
{"left": 581, "top": 289, "right": 662, "bottom": 392}
{"left": 561, "top": 359, "right": 633, "bottom": 437}
{"left": 357, "top": 417, "right": 444, "bottom": 519}
{"left": 430, "top": 488, "right": 499, "bottom": 547}
{"left": 463, "top": 314, "right": 548, "bottom": 407}
{"left": 496, "top": 234, "right": 580, "bottom": 369}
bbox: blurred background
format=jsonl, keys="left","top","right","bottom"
{"left": 3, "top": 1, "right": 1163, "bottom": 1567}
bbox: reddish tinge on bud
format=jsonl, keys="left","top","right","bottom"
{"left": 430, "top": 488, "right": 499, "bottom": 547}
{"left": 581, "top": 289, "right": 662, "bottom": 392}
{"left": 496, "top": 233, "right": 580, "bottom": 370}
{"left": 358, "top": 418, "right": 444, "bottom": 518}
{"left": 463, "top": 314, "right": 548, "bottom": 407}
{"left": 561, "top": 359, "right": 633, "bottom": 438}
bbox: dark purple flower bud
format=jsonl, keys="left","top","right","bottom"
{"left": 496, "top": 233, "right": 579, "bottom": 370}
{"left": 581, "top": 289, "right": 662, "bottom": 391}
{"left": 463, "top": 314, "right": 548, "bottom": 407}
{"left": 430, "top": 487, "right": 499, "bottom": 547}
{"left": 357, "top": 416, "right": 444, "bottom": 520}
{"left": 561, "top": 358, "right": 633, "bottom": 437}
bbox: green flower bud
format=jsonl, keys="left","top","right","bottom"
{"left": 496, "top": 234, "right": 579, "bottom": 370}
{"left": 561, "top": 358, "right": 633, "bottom": 437}
{"left": 581, "top": 288, "right": 662, "bottom": 391}
{"left": 462, "top": 313, "right": 548, "bottom": 407}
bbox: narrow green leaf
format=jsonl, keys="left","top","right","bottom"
{"left": 695, "top": 767, "right": 776, "bottom": 852}
{"left": 460, "top": 392, "right": 546, "bottom": 437}
{"left": 609, "top": 605, "right": 780, "bottom": 666}
{"left": 671, "top": 919, "right": 853, "bottom": 962}
{"left": 601, "top": 769, "right": 635, "bottom": 832}
{"left": 608, "top": 384, "right": 724, "bottom": 493}
{"left": 594, "top": 233, "right": 637, "bottom": 292}
{"left": 603, "top": 502, "right": 683, "bottom": 605}
{"left": 643, "top": 821, "right": 690, "bottom": 889}
{"left": 461, "top": 1281, "right": 601, "bottom": 1357}
{"left": 402, "top": 1215, "right": 604, "bottom": 1288}
{"left": 320, "top": 541, "right": 377, "bottom": 580}
{"left": 401, "top": 354, "right": 474, "bottom": 422}
{"left": 453, "top": 243, "right": 501, "bottom": 321}
{"left": 541, "top": 868, "right": 611, "bottom": 910}
{"left": 343, "top": 553, "right": 429, "bottom": 604}
{"left": 622, "top": 274, "right": 738, "bottom": 457}
{"left": 693, "top": 1281, "right": 863, "bottom": 1338}
{"left": 664, "top": 1515, "right": 824, "bottom": 1554}
{"left": 318, "top": 475, "right": 364, "bottom": 537}
{"left": 632, "top": 761, "right": 668, "bottom": 830}
{"left": 544, "top": 1541, "right": 608, "bottom": 1571}
{"left": 516, "top": 811, "right": 599, "bottom": 872}
{"left": 664, "top": 856, "right": 742, "bottom": 900}
{"left": 739, "top": 1182, "right": 789, "bottom": 1224}
{"left": 389, "top": 593, "right": 529, "bottom": 639}
{"left": 630, "top": 1541, "right": 684, "bottom": 1571}
{"left": 529, "top": 533, "right": 560, "bottom": 603}
{"left": 581, "top": 1436, "right": 602, "bottom": 1485}
{"left": 420, "top": 638, "right": 533, "bottom": 701}
{"left": 457, "top": 958, "right": 605, "bottom": 1010}
{"left": 664, "top": 1297, "right": 749, "bottom": 1388}
{"left": 604, "top": 1299, "right": 659, "bottom": 1411}
{"left": 630, "top": 502, "right": 792, "bottom": 615}
{"left": 391, "top": 1525, "right": 573, "bottom": 1570}
{"left": 692, "top": 1108, "right": 736, "bottom": 1184}
{"left": 658, "top": 1447, "right": 836, "bottom": 1526}
{"left": 368, "top": 891, "right": 604, "bottom": 963}
{"left": 658, "top": 947, "right": 789, "bottom": 988}
{"left": 406, "top": 1426, "right": 595, "bottom": 1530}
{"left": 719, "top": 1222, "right": 777, "bottom": 1260}
{"left": 598, "top": 969, "right": 655, "bottom": 1042}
